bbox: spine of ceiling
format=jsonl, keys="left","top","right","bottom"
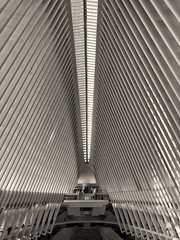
{"left": 71, "top": 0, "right": 98, "bottom": 163}
{"left": 1, "top": 0, "right": 82, "bottom": 239}
{"left": 93, "top": 0, "right": 180, "bottom": 239}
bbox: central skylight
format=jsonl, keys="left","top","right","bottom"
{"left": 71, "top": 0, "right": 98, "bottom": 162}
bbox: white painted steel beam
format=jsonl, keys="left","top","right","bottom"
{"left": 1, "top": 0, "right": 83, "bottom": 238}
{"left": 92, "top": 1, "right": 180, "bottom": 239}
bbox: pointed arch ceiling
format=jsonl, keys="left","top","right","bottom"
{"left": 0, "top": 0, "right": 180, "bottom": 239}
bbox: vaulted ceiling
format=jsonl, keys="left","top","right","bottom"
{"left": 1, "top": 0, "right": 180, "bottom": 239}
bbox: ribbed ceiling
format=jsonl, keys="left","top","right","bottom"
{"left": 1, "top": 1, "right": 84, "bottom": 237}
{"left": 92, "top": 0, "right": 180, "bottom": 239}
{"left": 1, "top": 0, "right": 82, "bottom": 202}
{"left": 0, "top": 0, "right": 180, "bottom": 239}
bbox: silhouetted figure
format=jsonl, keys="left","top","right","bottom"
{"left": 7, "top": 227, "right": 12, "bottom": 235}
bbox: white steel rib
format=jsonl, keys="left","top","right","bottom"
{"left": 0, "top": 0, "right": 180, "bottom": 239}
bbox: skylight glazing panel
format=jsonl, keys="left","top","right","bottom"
{"left": 71, "top": 0, "right": 98, "bottom": 162}
{"left": 87, "top": 0, "right": 98, "bottom": 160}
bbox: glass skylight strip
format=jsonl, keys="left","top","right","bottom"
{"left": 87, "top": 0, "right": 98, "bottom": 160}
{"left": 71, "top": 0, "right": 98, "bottom": 162}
